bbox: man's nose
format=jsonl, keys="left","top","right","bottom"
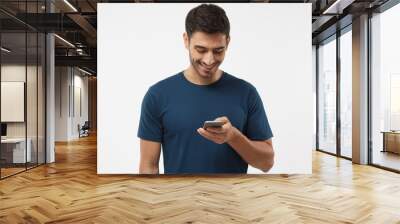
{"left": 203, "top": 52, "right": 215, "bottom": 65}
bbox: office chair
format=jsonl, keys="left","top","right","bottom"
{"left": 79, "top": 121, "right": 90, "bottom": 138}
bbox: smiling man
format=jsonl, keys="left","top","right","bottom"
{"left": 138, "top": 4, "right": 274, "bottom": 174}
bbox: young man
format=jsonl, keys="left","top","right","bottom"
{"left": 138, "top": 4, "right": 274, "bottom": 174}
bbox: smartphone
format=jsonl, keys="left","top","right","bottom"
{"left": 203, "top": 121, "right": 224, "bottom": 129}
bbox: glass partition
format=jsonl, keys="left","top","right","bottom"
{"left": 1, "top": 31, "right": 28, "bottom": 177}
{"left": 38, "top": 32, "right": 45, "bottom": 165}
{"left": 339, "top": 28, "right": 352, "bottom": 158}
{"left": 317, "top": 36, "right": 337, "bottom": 155}
{"left": 27, "top": 31, "right": 38, "bottom": 169}
{"left": 371, "top": 3, "right": 400, "bottom": 171}
{"left": 0, "top": 1, "right": 46, "bottom": 179}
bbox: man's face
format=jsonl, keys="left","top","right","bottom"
{"left": 184, "top": 31, "right": 230, "bottom": 79}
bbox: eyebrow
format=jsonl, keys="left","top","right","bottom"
{"left": 194, "top": 45, "right": 225, "bottom": 51}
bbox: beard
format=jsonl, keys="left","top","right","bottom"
{"left": 189, "top": 55, "right": 220, "bottom": 79}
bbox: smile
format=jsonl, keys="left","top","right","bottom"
{"left": 200, "top": 64, "right": 215, "bottom": 71}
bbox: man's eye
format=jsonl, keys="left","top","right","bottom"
{"left": 214, "top": 50, "right": 223, "bottom": 54}
{"left": 197, "top": 49, "right": 206, "bottom": 53}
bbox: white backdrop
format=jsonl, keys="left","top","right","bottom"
{"left": 98, "top": 3, "right": 312, "bottom": 174}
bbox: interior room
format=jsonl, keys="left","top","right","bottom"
{"left": 0, "top": 0, "right": 399, "bottom": 223}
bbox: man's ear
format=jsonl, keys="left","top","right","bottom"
{"left": 183, "top": 32, "right": 189, "bottom": 50}
{"left": 226, "top": 36, "right": 230, "bottom": 49}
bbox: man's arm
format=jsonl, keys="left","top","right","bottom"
{"left": 139, "top": 139, "right": 161, "bottom": 174}
{"left": 227, "top": 130, "right": 274, "bottom": 172}
{"left": 197, "top": 116, "right": 274, "bottom": 172}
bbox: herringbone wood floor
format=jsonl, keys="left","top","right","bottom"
{"left": 1, "top": 134, "right": 400, "bottom": 223}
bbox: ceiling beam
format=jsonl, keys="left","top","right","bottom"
{"left": 55, "top": 55, "right": 96, "bottom": 70}
{"left": 322, "top": 0, "right": 356, "bottom": 14}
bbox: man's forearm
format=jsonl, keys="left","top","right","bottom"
{"left": 227, "top": 127, "right": 274, "bottom": 172}
{"left": 139, "top": 163, "right": 159, "bottom": 174}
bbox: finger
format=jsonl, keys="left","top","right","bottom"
{"left": 221, "top": 122, "right": 231, "bottom": 130}
{"left": 201, "top": 127, "right": 224, "bottom": 135}
{"left": 199, "top": 128, "right": 222, "bottom": 137}
{"left": 197, "top": 128, "right": 217, "bottom": 139}
{"left": 206, "top": 127, "right": 225, "bottom": 134}
{"left": 198, "top": 128, "right": 224, "bottom": 142}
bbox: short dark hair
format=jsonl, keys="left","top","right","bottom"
{"left": 185, "top": 4, "right": 230, "bottom": 39}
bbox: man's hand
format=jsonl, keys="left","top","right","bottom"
{"left": 197, "top": 116, "right": 238, "bottom": 144}
{"left": 197, "top": 116, "right": 275, "bottom": 172}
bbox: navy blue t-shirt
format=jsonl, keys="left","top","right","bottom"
{"left": 138, "top": 71, "right": 273, "bottom": 174}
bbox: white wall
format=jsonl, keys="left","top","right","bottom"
{"left": 312, "top": 45, "right": 317, "bottom": 150}
{"left": 55, "top": 66, "right": 69, "bottom": 141}
{"left": 55, "top": 67, "right": 89, "bottom": 141}
{"left": 1, "top": 82, "right": 24, "bottom": 122}
{"left": 98, "top": 3, "right": 313, "bottom": 174}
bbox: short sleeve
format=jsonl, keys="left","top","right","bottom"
{"left": 245, "top": 86, "right": 273, "bottom": 141}
{"left": 137, "top": 88, "right": 163, "bottom": 142}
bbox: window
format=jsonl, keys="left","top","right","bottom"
{"left": 318, "top": 36, "right": 337, "bottom": 155}
{"left": 370, "top": 3, "right": 400, "bottom": 171}
{"left": 340, "top": 28, "right": 352, "bottom": 158}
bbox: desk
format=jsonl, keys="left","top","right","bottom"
{"left": 381, "top": 131, "right": 400, "bottom": 154}
{"left": 1, "top": 138, "right": 31, "bottom": 163}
